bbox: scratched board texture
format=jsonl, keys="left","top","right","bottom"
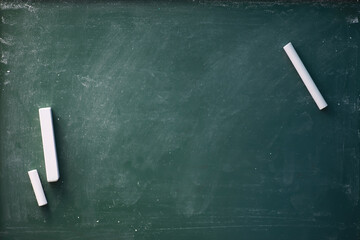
{"left": 0, "top": 1, "right": 359, "bottom": 239}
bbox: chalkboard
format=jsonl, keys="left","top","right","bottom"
{"left": 0, "top": 1, "right": 359, "bottom": 239}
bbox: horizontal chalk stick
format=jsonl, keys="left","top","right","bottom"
{"left": 283, "top": 42, "right": 328, "bottom": 110}
{"left": 28, "top": 170, "right": 47, "bottom": 206}
{"left": 39, "top": 107, "right": 59, "bottom": 182}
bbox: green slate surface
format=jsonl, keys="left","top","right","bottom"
{"left": 0, "top": 1, "right": 359, "bottom": 239}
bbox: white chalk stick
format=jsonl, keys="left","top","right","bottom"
{"left": 28, "top": 170, "right": 47, "bottom": 206}
{"left": 39, "top": 107, "right": 59, "bottom": 182}
{"left": 283, "top": 42, "right": 328, "bottom": 110}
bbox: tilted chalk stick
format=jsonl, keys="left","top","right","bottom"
{"left": 283, "top": 42, "right": 328, "bottom": 110}
{"left": 28, "top": 169, "right": 47, "bottom": 206}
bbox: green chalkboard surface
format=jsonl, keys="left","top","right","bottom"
{"left": 0, "top": 1, "right": 359, "bottom": 239}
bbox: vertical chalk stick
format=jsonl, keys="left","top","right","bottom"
{"left": 283, "top": 42, "right": 328, "bottom": 110}
{"left": 28, "top": 170, "right": 47, "bottom": 206}
{"left": 39, "top": 107, "right": 59, "bottom": 182}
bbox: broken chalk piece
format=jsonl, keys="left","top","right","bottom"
{"left": 28, "top": 170, "right": 48, "bottom": 206}
{"left": 39, "top": 107, "right": 59, "bottom": 182}
{"left": 283, "top": 42, "right": 328, "bottom": 110}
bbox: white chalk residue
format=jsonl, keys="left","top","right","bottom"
{"left": 0, "top": 36, "right": 13, "bottom": 46}
{"left": 76, "top": 75, "right": 99, "bottom": 88}
{"left": 347, "top": 16, "right": 359, "bottom": 24}
{"left": 0, "top": 3, "right": 36, "bottom": 12}
{"left": 1, "top": 52, "right": 9, "bottom": 64}
{"left": 0, "top": 38, "right": 9, "bottom": 45}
